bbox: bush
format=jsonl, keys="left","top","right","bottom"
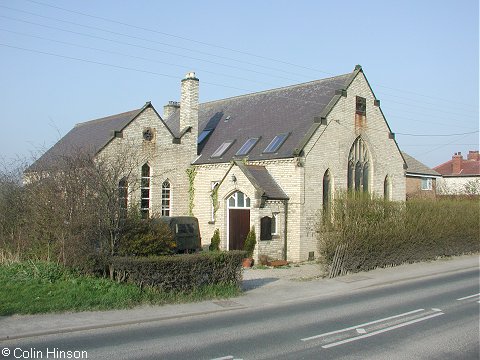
{"left": 110, "top": 251, "right": 246, "bottom": 292}
{"left": 319, "top": 194, "right": 479, "bottom": 274}
{"left": 118, "top": 216, "right": 176, "bottom": 256}
{"left": 209, "top": 228, "right": 221, "bottom": 251}
{"left": 243, "top": 226, "right": 257, "bottom": 258}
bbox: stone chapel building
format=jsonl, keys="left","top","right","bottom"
{"left": 30, "top": 65, "right": 406, "bottom": 262}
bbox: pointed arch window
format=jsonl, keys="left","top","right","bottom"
{"left": 348, "top": 137, "right": 371, "bottom": 193}
{"left": 384, "top": 175, "right": 392, "bottom": 200}
{"left": 227, "top": 191, "right": 250, "bottom": 209}
{"left": 118, "top": 177, "right": 128, "bottom": 220}
{"left": 162, "top": 180, "right": 171, "bottom": 216}
{"left": 140, "top": 164, "right": 151, "bottom": 219}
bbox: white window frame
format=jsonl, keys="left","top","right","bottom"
{"left": 140, "top": 164, "right": 151, "bottom": 218}
{"left": 227, "top": 191, "right": 251, "bottom": 209}
{"left": 421, "top": 177, "right": 432, "bottom": 191}
{"left": 271, "top": 213, "right": 278, "bottom": 235}
{"left": 161, "top": 180, "right": 171, "bottom": 216}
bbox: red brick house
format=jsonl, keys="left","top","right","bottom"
{"left": 434, "top": 151, "right": 480, "bottom": 195}
{"left": 402, "top": 152, "right": 440, "bottom": 198}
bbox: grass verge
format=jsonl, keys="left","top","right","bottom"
{"left": 0, "top": 261, "right": 241, "bottom": 315}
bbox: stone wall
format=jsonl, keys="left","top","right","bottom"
{"left": 300, "top": 71, "right": 406, "bottom": 261}
{"left": 98, "top": 106, "right": 194, "bottom": 217}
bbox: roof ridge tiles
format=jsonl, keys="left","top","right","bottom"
{"left": 200, "top": 72, "right": 352, "bottom": 107}
{"left": 74, "top": 107, "right": 143, "bottom": 127}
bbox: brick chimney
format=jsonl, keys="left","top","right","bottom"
{"left": 467, "top": 150, "right": 479, "bottom": 161}
{"left": 452, "top": 152, "right": 463, "bottom": 174}
{"left": 163, "top": 101, "right": 180, "bottom": 119}
{"left": 180, "top": 72, "right": 199, "bottom": 144}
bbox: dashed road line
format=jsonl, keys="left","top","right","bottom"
{"left": 301, "top": 308, "right": 424, "bottom": 342}
{"left": 321, "top": 312, "right": 444, "bottom": 349}
{"left": 456, "top": 293, "right": 480, "bottom": 301}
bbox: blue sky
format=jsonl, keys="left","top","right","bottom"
{"left": 0, "top": 0, "right": 478, "bottom": 168}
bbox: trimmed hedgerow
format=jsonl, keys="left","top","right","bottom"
{"left": 110, "top": 251, "right": 246, "bottom": 292}
{"left": 319, "top": 194, "right": 479, "bottom": 274}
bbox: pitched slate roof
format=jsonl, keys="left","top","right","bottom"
{"left": 402, "top": 152, "right": 440, "bottom": 177}
{"left": 28, "top": 106, "right": 147, "bottom": 172}
{"left": 29, "top": 68, "right": 362, "bottom": 172}
{"left": 236, "top": 162, "right": 288, "bottom": 200}
{"left": 191, "top": 71, "right": 356, "bottom": 164}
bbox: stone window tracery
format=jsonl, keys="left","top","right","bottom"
{"left": 348, "top": 137, "right": 371, "bottom": 193}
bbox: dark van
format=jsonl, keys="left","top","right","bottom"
{"left": 157, "top": 216, "right": 202, "bottom": 253}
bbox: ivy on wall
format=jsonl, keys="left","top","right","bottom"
{"left": 186, "top": 167, "right": 197, "bottom": 216}
{"left": 211, "top": 184, "right": 219, "bottom": 220}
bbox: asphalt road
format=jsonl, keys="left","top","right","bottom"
{"left": 1, "top": 268, "right": 478, "bottom": 360}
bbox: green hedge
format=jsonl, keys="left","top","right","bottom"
{"left": 110, "top": 251, "right": 246, "bottom": 292}
{"left": 319, "top": 196, "right": 479, "bottom": 274}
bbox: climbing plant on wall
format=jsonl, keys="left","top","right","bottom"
{"left": 186, "top": 167, "right": 196, "bottom": 216}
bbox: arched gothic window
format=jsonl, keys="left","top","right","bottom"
{"left": 227, "top": 191, "right": 250, "bottom": 208}
{"left": 348, "top": 137, "right": 371, "bottom": 193}
{"left": 118, "top": 177, "right": 128, "bottom": 220}
{"left": 162, "top": 180, "right": 171, "bottom": 216}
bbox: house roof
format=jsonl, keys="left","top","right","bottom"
{"left": 192, "top": 71, "right": 357, "bottom": 164}
{"left": 402, "top": 152, "right": 440, "bottom": 177}
{"left": 433, "top": 154, "right": 480, "bottom": 177}
{"left": 236, "top": 162, "right": 289, "bottom": 200}
{"left": 27, "top": 106, "right": 147, "bottom": 172}
{"left": 29, "top": 66, "right": 379, "bottom": 173}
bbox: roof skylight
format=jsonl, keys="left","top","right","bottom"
{"left": 211, "top": 141, "right": 234, "bottom": 158}
{"left": 263, "top": 133, "right": 289, "bottom": 153}
{"left": 235, "top": 138, "right": 259, "bottom": 156}
{"left": 197, "top": 129, "right": 212, "bottom": 144}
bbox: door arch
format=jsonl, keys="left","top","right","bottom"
{"left": 227, "top": 191, "right": 251, "bottom": 250}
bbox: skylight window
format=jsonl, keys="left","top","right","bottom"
{"left": 263, "top": 133, "right": 289, "bottom": 153}
{"left": 197, "top": 129, "right": 212, "bottom": 144}
{"left": 235, "top": 138, "right": 259, "bottom": 156}
{"left": 211, "top": 141, "right": 234, "bottom": 158}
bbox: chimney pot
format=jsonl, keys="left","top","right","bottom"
{"left": 163, "top": 101, "right": 180, "bottom": 119}
{"left": 452, "top": 151, "right": 463, "bottom": 174}
{"left": 467, "top": 150, "right": 479, "bottom": 161}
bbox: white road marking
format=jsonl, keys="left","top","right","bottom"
{"left": 431, "top": 308, "right": 442, "bottom": 312}
{"left": 322, "top": 312, "right": 444, "bottom": 349}
{"left": 356, "top": 328, "right": 366, "bottom": 334}
{"left": 301, "top": 308, "right": 424, "bottom": 341}
{"left": 456, "top": 293, "right": 480, "bottom": 301}
{"left": 211, "top": 356, "right": 234, "bottom": 360}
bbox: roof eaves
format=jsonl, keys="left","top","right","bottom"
{"left": 406, "top": 171, "right": 442, "bottom": 178}
{"left": 176, "top": 126, "right": 193, "bottom": 140}
{"left": 236, "top": 161, "right": 289, "bottom": 200}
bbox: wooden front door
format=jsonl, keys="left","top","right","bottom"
{"left": 229, "top": 209, "right": 250, "bottom": 250}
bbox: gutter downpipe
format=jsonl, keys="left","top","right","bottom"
{"left": 283, "top": 199, "right": 288, "bottom": 261}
